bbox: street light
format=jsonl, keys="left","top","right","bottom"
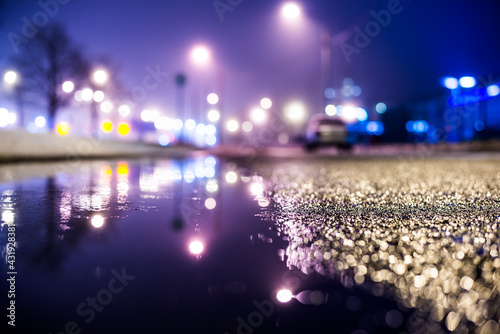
{"left": 190, "top": 46, "right": 211, "bottom": 66}
{"left": 281, "top": 3, "right": 301, "bottom": 22}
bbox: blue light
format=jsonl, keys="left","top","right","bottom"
{"left": 324, "top": 88, "right": 335, "bottom": 99}
{"left": 474, "top": 121, "right": 485, "bottom": 131}
{"left": 459, "top": 76, "right": 477, "bottom": 89}
{"left": 375, "top": 102, "right": 387, "bottom": 114}
{"left": 406, "top": 121, "right": 414, "bottom": 132}
{"left": 441, "top": 77, "right": 458, "bottom": 90}
{"left": 356, "top": 107, "right": 368, "bottom": 122}
{"left": 413, "top": 121, "right": 429, "bottom": 133}
{"left": 487, "top": 85, "right": 500, "bottom": 97}
{"left": 366, "top": 121, "right": 384, "bottom": 135}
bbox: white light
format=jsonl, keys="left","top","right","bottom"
{"left": 158, "top": 134, "right": 171, "bottom": 146}
{"left": 7, "top": 112, "right": 16, "bottom": 125}
{"left": 74, "top": 90, "right": 83, "bottom": 102}
{"left": 119, "top": 105, "right": 131, "bottom": 116}
{"left": 325, "top": 104, "right": 337, "bottom": 116}
{"left": 206, "top": 124, "right": 217, "bottom": 136}
{"left": 185, "top": 119, "right": 196, "bottom": 131}
{"left": 459, "top": 76, "right": 476, "bottom": 89}
{"left": 62, "top": 81, "right": 74, "bottom": 93}
{"left": 250, "top": 182, "right": 264, "bottom": 196}
{"left": 154, "top": 116, "right": 169, "bottom": 130}
{"left": 284, "top": 101, "right": 306, "bottom": 123}
{"left": 242, "top": 121, "right": 253, "bottom": 133}
{"left": 207, "top": 93, "right": 219, "bottom": 105}
{"left": 376, "top": 102, "right": 387, "bottom": 114}
{"left": 93, "top": 69, "right": 108, "bottom": 85}
{"left": 91, "top": 215, "right": 105, "bottom": 228}
{"left": 173, "top": 119, "right": 183, "bottom": 130}
{"left": 342, "top": 106, "right": 357, "bottom": 122}
{"left": 141, "top": 109, "right": 152, "bottom": 122}
{"left": 196, "top": 123, "right": 206, "bottom": 135}
{"left": 191, "top": 46, "right": 211, "bottom": 66}
{"left": 260, "top": 98, "right": 273, "bottom": 110}
{"left": 189, "top": 240, "right": 204, "bottom": 255}
{"left": 81, "top": 88, "right": 94, "bottom": 101}
{"left": 93, "top": 90, "right": 105, "bottom": 103}
{"left": 205, "top": 134, "right": 217, "bottom": 146}
{"left": 3, "top": 71, "right": 17, "bottom": 85}
{"left": 150, "top": 110, "right": 160, "bottom": 122}
{"left": 100, "top": 101, "right": 113, "bottom": 113}
{"left": 487, "top": 84, "right": 500, "bottom": 97}
{"left": 225, "top": 171, "right": 238, "bottom": 184}
{"left": 226, "top": 119, "right": 239, "bottom": 132}
{"left": 442, "top": 77, "right": 459, "bottom": 90}
{"left": 277, "top": 289, "right": 293, "bottom": 303}
{"left": 207, "top": 109, "right": 220, "bottom": 122}
{"left": 282, "top": 3, "right": 301, "bottom": 20}
{"left": 0, "top": 108, "right": 8, "bottom": 128}
{"left": 206, "top": 179, "right": 219, "bottom": 193}
{"left": 2, "top": 210, "right": 14, "bottom": 224}
{"left": 35, "top": 116, "right": 46, "bottom": 127}
{"left": 250, "top": 107, "right": 267, "bottom": 124}
{"left": 205, "top": 198, "right": 217, "bottom": 210}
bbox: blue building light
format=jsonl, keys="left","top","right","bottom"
{"left": 366, "top": 121, "right": 384, "bottom": 135}
{"left": 449, "top": 84, "right": 500, "bottom": 107}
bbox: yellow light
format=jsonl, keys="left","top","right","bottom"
{"left": 101, "top": 165, "right": 112, "bottom": 176}
{"left": 117, "top": 162, "right": 129, "bottom": 175}
{"left": 57, "top": 122, "right": 70, "bottom": 135}
{"left": 101, "top": 120, "right": 113, "bottom": 133}
{"left": 118, "top": 123, "right": 130, "bottom": 135}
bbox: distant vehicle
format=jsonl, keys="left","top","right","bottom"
{"left": 304, "top": 114, "right": 352, "bottom": 151}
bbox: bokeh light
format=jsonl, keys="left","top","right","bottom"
{"left": 242, "top": 121, "right": 253, "bottom": 133}
{"left": 185, "top": 119, "right": 196, "bottom": 131}
{"left": 226, "top": 119, "right": 239, "bottom": 132}
{"left": 442, "top": 77, "right": 458, "bottom": 90}
{"left": 62, "top": 80, "right": 74, "bottom": 93}
{"left": 276, "top": 289, "right": 293, "bottom": 303}
{"left": 100, "top": 101, "right": 113, "bottom": 113}
{"left": 91, "top": 214, "right": 105, "bottom": 228}
{"left": 250, "top": 107, "right": 267, "bottom": 124}
{"left": 376, "top": 102, "right": 387, "bottom": 114}
{"left": 119, "top": 105, "right": 131, "bottom": 117}
{"left": 3, "top": 70, "right": 17, "bottom": 85}
{"left": 118, "top": 123, "right": 130, "bottom": 135}
{"left": 260, "top": 97, "right": 273, "bottom": 110}
{"left": 205, "top": 198, "right": 217, "bottom": 210}
{"left": 57, "top": 122, "right": 70, "bottom": 135}
{"left": 284, "top": 101, "right": 306, "bottom": 124}
{"left": 325, "top": 104, "right": 337, "bottom": 116}
{"left": 93, "top": 69, "right": 108, "bottom": 85}
{"left": 207, "top": 93, "right": 219, "bottom": 105}
{"left": 282, "top": 3, "right": 301, "bottom": 21}
{"left": 225, "top": 171, "right": 238, "bottom": 184}
{"left": 207, "top": 109, "right": 220, "bottom": 122}
{"left": 35, "top": 116, "right": 46, "bottom": 128}
{"left": 101, "top": 120, "right": 113, "bottom": 133}
{"left": 191, "top": 46, "right": 211, "bottom": 66}
{"left": 459, "top": 76, "right": 476, "bottom": 88}
{"left": 93, "top": 90, "right": 105, "bottom": 103}
{"left": 189, "top": 240, "right": 204, "bottom": 255}
{"left": 81, "top": 88, "right": 93, "bottom": 101}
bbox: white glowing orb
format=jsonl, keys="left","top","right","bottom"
{"left": 91, "top": 215, "right": 105, "bottom": 228}
{"left": 207, "top": 109, "right": 220, "bottom": 122}
{"left": 62, "top": 80, "right": 74, "bottom": 93}
{"left": 277, "top": 289, "right": 293, "bottom": 303}
{"left": 189, "top": 241, "right": 204, "bottom": 255}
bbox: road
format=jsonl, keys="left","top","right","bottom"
{"left": 1, "top": 152, "right": 499, "bottom": 333}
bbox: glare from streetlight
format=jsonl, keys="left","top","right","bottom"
{"left": 118, "top": 122, "right": 130, "bottom": 135}
{"left": 62, "top": 80, "right": 74, "bottom": 93}
{"left": 81, "top": 88, "right": 94, "bottom": 101}
{"left": 119, "top": 104, "right": 131, "bottom": 117}
{"left": 459, "top": 76, "right": 476, "bottom": 89}
{"left": 57, "top": 122, "right": 70, "bottom": 135}
{"left": 93, "top": 90, "right": 105, "bottom": 103}
{"left": 93, "top": 69, "right": 108, "bottom": 85}
{"left": 250, "top": 107, "right": 267, "bottom": 124}
{"left": 191, "top": 46, "right": 211, "bottom": 66}
{"left": 100, "top": 101, "right": 113, "bottom": 113}
{"left": 3, "top": 71, "right": 17, "bottom": 85}
{"left": 282, "top": 3, "right": 301, "bottom": 21}
{"left": 284, "top": 101, "right": 306, "bottom": 124}
{"left": 325, "top": 104, "right": 337, "bottom": 116}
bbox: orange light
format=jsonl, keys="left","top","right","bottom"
{"left": 118, "top": 122, "right": 130, "bottom": 135}
{"left": 101, "top": 165, "right": 112, "bottom": 176}
{"left": 57, "top": 122, "right": 70, "bottom": 135}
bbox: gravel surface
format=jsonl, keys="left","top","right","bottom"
{"left": 256, "top": 157, "right": 500, "bottom": 333}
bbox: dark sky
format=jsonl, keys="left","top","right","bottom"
{"left": 1, "top": 0, "right": 500, "bottom": 120}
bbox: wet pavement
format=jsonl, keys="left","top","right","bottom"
{"left": 1, "top": 153, "right": 500, "bottom": 333}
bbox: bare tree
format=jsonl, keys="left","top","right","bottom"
{"left": 9, "top": 23, "right": 89, "bottom": 130}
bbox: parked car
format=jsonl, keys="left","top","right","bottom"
{"left": 304, "top": 114, "right": 352, "bottom": 151}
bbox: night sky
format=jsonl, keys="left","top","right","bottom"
{"left": 1, "top": 0, "right": 499, "bottom": 120}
